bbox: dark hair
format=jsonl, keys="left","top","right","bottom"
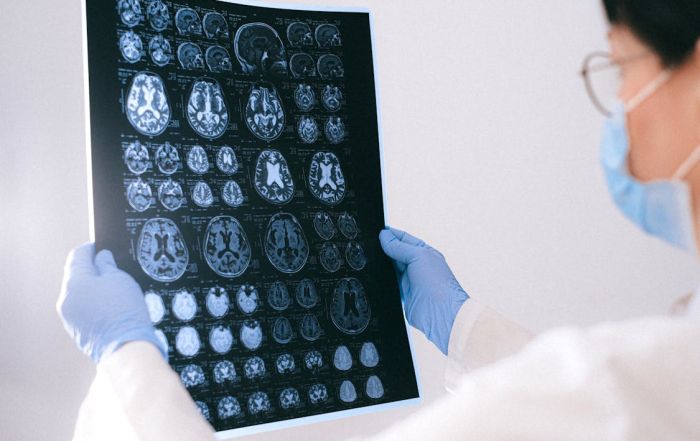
{"left": 603, "top": 0, "right": 700, "bottom": 67}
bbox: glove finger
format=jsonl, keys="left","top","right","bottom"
{"left": 387, "top": 227, "right": 427, "bottom": 247}
{"left": 95, "top": 249, "right": 120, "bottom": 275}
{"left": 379, "top": 229, "right": 422, "bottom": 265}
{"left": 65, "top": 242, "right": 97, "bottom": 277}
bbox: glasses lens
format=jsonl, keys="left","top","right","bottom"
{"left": 583, "top": 53, "right": 621, "bottom": 116}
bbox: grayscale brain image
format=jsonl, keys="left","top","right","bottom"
{"left": 85, "top": 0, "right": 418, "bottom": 433}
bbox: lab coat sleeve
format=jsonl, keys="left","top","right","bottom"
{"left": 445, "top": 298, "right": 534, "bottom": 392}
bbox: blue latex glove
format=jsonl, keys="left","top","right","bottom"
{"left": 379, "top": 227, "right": 469, "bottom": 355}
{"left": 57, "top": 243, "right": 167, "bottom": 363}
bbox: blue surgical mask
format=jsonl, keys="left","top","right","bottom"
{"left": 600, "top": 70, "right": 700, "bottom": 254}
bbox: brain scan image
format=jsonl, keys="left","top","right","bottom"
{"left": 137, "top": 218, "right": 188, "bottom": 282}
{"left": 155, "top": 329, "right": 169, "bottom": 354}
{"left": 217, "top": 396, "right": 242, "bottom": 420}
{"left": 319, "top": 242, "right": 342, "bottom": 273}
{"left": 126, "top": 179, "right": 152, "bottom": 212}
{"left": 360, "top": 342, "right": 380, "bottom": 368}
{"left": 216, "top": 146, "right": 238, "bottom": 175}
{"left": 203, "top": 216, "right": 251, "bottom": 278}
{"left": 279, "top": 388, "right": 300, "bottom": 410}
{"left": 295, "top": 278, "right": 318, "bottom": 309}
{"left": 253, "top": 150, "right": 294, "bottom": 205}
{"left": 124, "top": 140, "right": 149, "bottom": 174}
{"left": 267, "top": 281, "right": 290, "bottom": 311}
{"left": 209, "top": 325, "right": 234, "bottom": 354}
{"left": 126, "top": 72, "right": 170, "bottom": 137}
{"left": 191, "top": 181, "right": 213, "bottom": 208}
{"left": 287, "top": 22, "right": 313, "bottom": 47}
{"left": 205, "top": 45, "right": 232, "bottom": 73}
{"left": 308, "top": 151, "right": 346, "bottom": 206}
{"left": 299, "top": 313, "right": 321, "bottom": 342}
{"left": 244, "top": 84, "right": 285, "bottom": 141}
{"left": 146, "top": 0, "right": 169, "bottom": 31}
{"left": 345, "top": 241, "right": 367, "bottom": 271}
{"left": 236, "top": 284, "right": 259, "bottom": 315}
{"left": 222, "top": 181, "right": 244, "bottom": 208}
{"left": 186, "top": 79, "right": 228, "bottom": 139}
{"left": 213, "top": 360, "right": 236, "bottom": 384}
{"left": 244, "top": 356, "right": 265, "bottom": 379}
{"left": 317, "top": 54, "right": 344, "bottom": 80}
{"left": 339, "top": 380, "right": 357, "bottom": 403}
{"left": 294, "top": 83, "right": 315, "bottom": 111}
{"left": 330, "top": 278, "right": 371, "bottom": 335}
{"left": 308, "top": 384, "right": 328, "bottom": 405}
{"left": 322, "top": 85, "right": 343, "bottom": 112}
{"left": 148, "top": 35, "right": 172, "bottom": 66}
{"left": 175, "top": 326, "right": 201, "bottom": 357}
{"left": 234, "top": 23, "right": 288, "bottom": 76}
{"left": 240, "top": 319, "right": 263, "bottom": 351}
{"left": 158, "top": 179, "right": 184, "bottom": 211}
{"left": 315, "top": 24, "right": 342, "bottom": 48}
{"left": 203, "top": 12, "right": 229, "bottom": 39}
{"left": 264, "top": 213, "right": 309, "bottom": 274}
{"left": 177, "top": 42, "right": 204, "bottom": 70}
{"left": 180, "top": 364, "right": 205, "bottom": 388}
{"left": 366, "top": 375, "right": 385, "bottom": 399}
{"left": 272, "top": 317, "right": 293, "bottom": 344}
{"left": 196, "top": 401, "right": 211, "bottom": 421}
{"left": 117, "top": 0, "right": 142, "bottom": 27}
{"left": 276, "top": 353, "right": 295, "bottom": 374}
{"left": 119, "top": 31, "right": 142, "bottom": 63}
{"left": 247, "top": 392, "right": 271, "bottom": 415}
{"left": 338, "top": 212, "right": 358, "bottom": 239}
{"left": 172, "top": 289, "right": 197, "bottom": 322}
{"left": 297, "top": 116, "right": 319, "bottom": 144}
{"left": 155, "top": 142, "right": 180, "bottom": 174}
{"left": 304, "top": 350, "right": 323, "bottom": 370}
{"left": 205, "top": 286, "right": 229, "bottom": 318}
{"left": 186, "top": 145, "right": 209, "bottom": 174}
{"left": 333, "top": 345, "right": 353, "bottom": 371}
{"left": 144, "top": 291, "right": 165, "bottom": 324}
{"left": 313, "top": 212, "right": 336, "bottom": 240}
{"left": 325, "top": 116, "right": 346, "bottom": 144}
{"left": 175, "top": 8, "right": 202, "bottom": 35}
{"left": 290, "top": 53, "right": 316, "bottom": 79}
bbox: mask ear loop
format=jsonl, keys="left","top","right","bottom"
{"left": 672, "top": 145, "right": 700, "bottom": 180}
{"left": 624, "top": 70, "right": 672, "bottom": 113}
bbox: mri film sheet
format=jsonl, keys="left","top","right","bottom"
{"left": 84, "top": 0, "right": 418, "bottom": 436}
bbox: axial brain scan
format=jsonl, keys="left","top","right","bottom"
{"left": 209, "top": 325, "right": 234, "bottom": 354}
{"left": 172, "top": 289, "right": 197, "bottom": 322}
{"left": 308, "top": 151, "right": 346, "bottom": 205}
{"left": 147, "top": 0, "right": 169, "bottom": 31}
{"left": 186, "top": 145, "right": 209, "bottom": 174}
{"left": 119, "top": 30, "right": 142, "bottom": 63}
{"left": 294, "top": 83, "right": 315, "bottom": 111}
{"left": 175, "top": 7, "right": 202, "bottom": 35}
{"left": 317, "top": 54, "right": 344, "bottom": 80}
{"left": 240, "top": 320, "right": 263, "bottom": 351}
{"left": 178, "top": 42, "right": 204, "bottom": 70}
{"left": 345, "top": 241, "right": 367, "bottom": 270}
{"left": 360, "top": 341, "right": 379, "bottom": 368}
{"left": 158, "top": 179, "right": 184, "bottom": 211}
{"left": 124, "top": 140, "right": 150, "bottom": 174}
{"left": 267, "top": 281, "right": 290, "bottom": 311}
{"left": 126, "top": 72, "right": 171, "bottom": 137}
{"left": 287, "top": 22, "right": 313, "bottom": 47}
{"left": 253, "top": 150, "right": 294, "bottom": 204}
{"left": 148, "top": 35, "right": 172, "bottom": 66}
{"left": 264, "top": 213, "right": 309, "bottom": 274}
{"left": 297, "top": 116, "right": 319, "bottom": 144}
{"left": 319, "top": 242, "right": 342, "bottom": 273}
{"left": 191, "top": 181, "right": 214, "bottom": 208}
{"left": 338, "top": 212, "right": 358, "bottom": 239}
{"left": 365, "top": 375, "right": 385, "bottom": 399}
{"left": 205, "top": 45, "right": 233, "bottom": 73}
{"left": 244, "top": 84, "right": 285, "bottom": 141}
{"left": 290, "top": 53, "right": 316, "bottom": 79}
{"left": 203, "top": 12, "right": 229, "bottom": 38}
{"left": 234, "top": 22, "right": 288, "bottom": 76}
{"left": 313, "top": 211, "right": 336, "bottom": 240}
{"left": 333, "top": 345, "right": 353, "bottom": 371}
{"left": 144, "top": 291, "right": 165, "bottom": 324}
{"left": 325, "top": 116, "right": 346, "bottom": 144}
{"left": 126, "top": 178, "right": 152, "bottom": 212}
{"left": 299, "top": 313, "right": 321, "bottom": 341}
{"left": 236, "top": 284, "right": 259, "bottom": 315}
{"left": 186, "top": 79, "right": 229, "bottom": 139}
{"left": 221, "top": 180, "right": 244, "bottom": 208}
{"left": 315, "top": 24, "right": 342, "bottom": 48}
{"left": 330, "top": 277, "right": 371, "bottom": 335}
{"left": 175, "top": 326, "right": 201, "bottom": 357}
{"left": 155, "top": 142, "right": 180, "bottom": 175}
{"left": 203, "top": 216, "right": 251, "bottom": 278}
{"left": 272, "top": 317, "right": 293, "bottom": 344}
{"left": 339, "top": 380, "right": 357, "bottom": 403}
{"left": 206, "top": 286, "right": 229, "bottom": 318}
{"left": 118, "top": 0, "right": 142, "bottom": 27}
{"left": 216, "top": 146, "right": 239, "bottom": 175}
{"left": 295, "top": 278, "right": 318, "bottom": 309}
{"left": 322, "top": 85, "right": 343, "bottom": 112}
{"left": 137, "top": 218, "right": 189, "bottom": 282}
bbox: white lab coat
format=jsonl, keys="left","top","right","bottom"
{"left": 72, "top": 296, "right": 700, "bottom": 441}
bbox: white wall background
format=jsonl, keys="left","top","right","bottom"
{"left": 1, "top": 0, "right": 698, "bottom": 440}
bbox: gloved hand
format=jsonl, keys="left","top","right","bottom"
{"left": 57, "top": 243, "right": 167, "bottom": 363}
{"left": 379, "top": 227, "right": 469, "bottom": 355}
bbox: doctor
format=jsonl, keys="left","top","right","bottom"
{"left": 58, "top": 1, "right": 700, "bottom": 440}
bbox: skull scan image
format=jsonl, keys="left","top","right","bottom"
{"left": 307, "top": 151, "right": 346, "bottom": 205}
{"left": 330, "top": 278, "right": 371, "bottom": 335}
{"left": 155, "top": 329, "right": 169, "bottom": 354}
{"left": 317, "top": 54, "right": 344, "bottom": 80}
{"left": 148, "top": 35, "right": 172, "bottom": 66}
{"left": 299, "top": 313, "right": 321, "bottom": 342}
{"left": 322, "top": 85, "right": 343, "bottom": 112}
{"left": 144, "top": 291, "right": 165, "bottom": 324}
{"left": 345, "top": 241, "right": 367, "bottom": 271}
{"left": 304, "top": 350, "right": 323, "bottom": 370}
{"left": 319, "top": 242, "right": 342, "bottom": 273}
{"left": 203, "top": 12, "right": 229, "bottom": 39}
{"left": 276, "top": 353, "right": 295, "bottom": 374}
{"left": 366, "top": 375, "right": 385, "bottom": 399}
{"left": 360, "top": 342, "right": 380, "bottom": 368}
{"left": 339, "top": 380, "right": 357, "bottom": 403}
{"left": 124, "top": 140, "right": 150, "bottom": 174}
{"left": 233, "top": 22, "right": 288, "bottom": 76}
{"left": 286, "top": 22, "right": 313, "bottom": 47}
{"left": 218, "top": 396, "right": 242, "bottom": 420}
{"left": 195, "top": 401, "right": 211, "bottom": 421}
{"left": 315, "top": 24, "right": 342, "bottom": 48}
{"left": 213, "top": 360, "right": 237, "bottom": 384}
{"left": 157, "top": 179, "right": 184, "bottom": 211}
{"left": 253, "top": 150, "right": 294, "bottom": 204}
{"left": 180, "top": 364, "right": 205, "bottom": 388}
{"left": 272, "top": 317, "right": 293, "bottom": 344}
{"left": 175, "top": 326, "right": 200, "bottom": 357}
{"left": 313, "top": 211, "right": 336, "bottom": 240}
{"left": 177, "top": 43, "right": 204, "bottom": 70}
{"left": 294, "top": 83, "right": 315, "bottom": 111}
{"left": 137, "top": 218, "right": 189, "bottom": 282}
{"left": 264, "top": 213, "right": 309, "bottom": 274}
{"left": 240, "top": 320, "right": 263, "bottom": 351}
{"left": 289, "top": 53, "right": 316, "bottom": 79}
{"left": 117, "top": 0, "right": 142, "bottom": 27}
{"left": 205, "top": 45, "right": 232, "bottom": 73}
{"left": 236, "top": 284, "right": 259, "bottom": 315}
{"left": 186, "top": 145, "right": 209, "bottom": 174}
{"left": 338, "top": 212, "right": 358, "bottom": 239}
{"left": 126, "top": 179, "right": 153, "bottom": 212}
{"left": 244, "top": 84, "right": 285, "bottom": 141}
{"left": 155, "top": 142, "right": 180, "bottom": 175}
{"left": 146, "top": 0, "right": 169, "bottom": 31}
{"left": 295, "top": 278, "right": 318, "bottom": 309}
{"left": 297, "top": 116, "right": 319, "bottom": 144}
{"left": 186, "top": 79, "right": 229, "bottom": 139}
{"left": 221, "top": 180, "right": 244, "bottom": 208}
{"left": 279, "top": 388, "right": 300, "bottom": 410}
{"left": 247, "top": 392, "right": 271, "bottom": 415}
{"left": 209, "top": 325, "right": 234, "bottom": 354}
{"left": 205, "top": 286, "right": 229, "bottom": 318}
{"left": 203, "top": 216, "right": 251, "bottom": 278}
{"left": 267, "top": 281, "right": 290, "bottom": 311}
{"left": 175, "top": 8, "right": 202, "bottom": 35}
{"left": 308, "top": 384, "right": 328, "bottom": 404}
{"left": 119, "top": 31, "right": 143, "bottom": 63}
{"left": 333, "top": 345, "right": 353, "bottom": 371}
{"left": 216, "top": 146, "right": 239, "bottom": 175}
{"left": 172, "top": 289, "right": 197, "bottom": 322}
{"left": 126, "top": 72, "right": 171, "bottom": 137}
{"left": 324, "top": 116, "right": 346, "bottom": 144}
